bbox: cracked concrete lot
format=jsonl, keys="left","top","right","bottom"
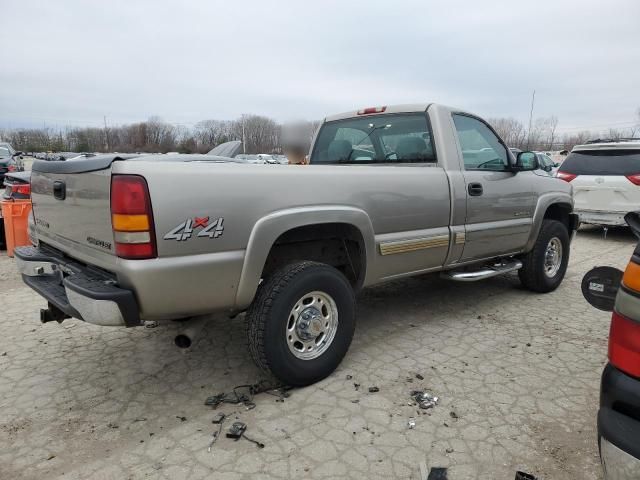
{"left": 0, "top": 227, "right": 634, "bottom": 480}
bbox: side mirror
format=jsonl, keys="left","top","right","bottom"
{"left": 515, "top": 151, "right": 538, "bottom": 171}
{"left": 581, "top": 266, "right": 623, "bottom": 312}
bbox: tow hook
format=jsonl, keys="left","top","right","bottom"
{"left": 40, "top": 303, "right": 70, "bottom": 324}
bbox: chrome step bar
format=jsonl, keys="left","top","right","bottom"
{"left": 441, "top": 259, "right": 523, "bottom": 282}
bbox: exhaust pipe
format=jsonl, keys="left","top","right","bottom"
{"left": 174, "top": 315, "right": 209, "bottom": 348}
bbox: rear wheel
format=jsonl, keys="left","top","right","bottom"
{"left": 519, "top": 219, "right": 570, "bottom": 293}
{"left": 246, "top": 261, "right": 356, "bottom": 386}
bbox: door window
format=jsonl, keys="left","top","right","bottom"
{"left": 452, "top": 114, "right": 509, "bottom": 171}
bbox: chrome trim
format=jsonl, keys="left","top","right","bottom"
{"left": 441, "top": 259, "right": 522, "bottom": 282}
{"left": 66, "top": 288, "right": 125, "bottom": 327}
{"left": 601, "top": 437, "right": 640, "bottom": 480}
{"left": 14, "top": 256, "right": 59, "bottom": 277}
{"left": 379, "top": 235, "right": 449, "bottom": 256}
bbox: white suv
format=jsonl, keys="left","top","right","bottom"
{"left": 558, "top": 140, "right": 640, "bottom": 226}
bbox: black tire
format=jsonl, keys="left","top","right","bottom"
{"left": 518, "top": 219, "right": 570, "bottom": 293}
{"left": 246, "top": 261, "right": 356, "bottom": 387}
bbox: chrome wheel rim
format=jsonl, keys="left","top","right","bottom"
{"left": 544, "top": 237, "right": 563, "bottom": 278}
{"left": 286, "top": 291, "right": 338, "bottom": 360}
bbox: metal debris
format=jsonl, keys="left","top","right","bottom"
{"left": 407, "top": 418, "right": 416, "bottom": 429}
{"left": 225, "top": 421, "right": 264, "bottom": 448}
{"left": 175, "top": 416, "right": 187, "bottom": 422}
{"left": 410, "top": 390, "right": 439, "bottom": 409}
{"left": 207, "top": 413, "right": 226, "bottom": 453}
{"left": 205, "top": 380, "right": 291, "bottom": 410}
{"left": 368, "top": 386, "right": 380, "bottom": 393}
{"left": 415, "top": 373, "right": 424, "bottom": 380}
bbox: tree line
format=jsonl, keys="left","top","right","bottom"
{"left": 1, "top": 110, "right": 638, "bottom": 155}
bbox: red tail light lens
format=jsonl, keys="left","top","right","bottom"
{"left": 626, "top": 174, "right": 640, "bottom": 186}
{"left": 557, "top": 171, "right": 577, "bottom": 182}
{"left": 111, "top": 175, "right": 157, "bottom": 259}
{"left": 7, "top": 165, "right": 16, "bottom": 172}
{"left": 609, "top": 311, "right": 640, "bottom": 378}
{"left": 14, "top": 184, "right": 31, "bottom": 196}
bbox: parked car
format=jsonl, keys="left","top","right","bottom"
{"left": 535, "top": 152, "right": 560, "bottom": 176}
{"left": 557, "top": 140, "right": 640, "bottom": 226}
{"left": 15, "top": 103, "right": 578, "bottom": 386}
{"left": 2, "top": 171, "right": 31, "bottom": 200}
{"left": 582, "top": 211, "right": 640, "bottom": 479}
{"left": 0, "top": 144, "right": 25, "bottom": 186}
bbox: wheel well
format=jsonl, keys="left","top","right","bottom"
{"left": 262, "top": 223, "right": 366, "bottom": 289}
{"left": 544, "top": 203, "right": 573, "bottom": 230}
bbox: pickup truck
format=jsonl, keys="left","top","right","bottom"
{"left": 15, "top": 103, "right": 578, "bottom": 386}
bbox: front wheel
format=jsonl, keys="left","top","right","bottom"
{"left": 246, "top": 261, "right": 356, "bottom": 386}
{"left": 518, "top": 219, "right": 570, "bottom": 293}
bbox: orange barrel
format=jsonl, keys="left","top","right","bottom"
{"left": 1, "top": 199, "right": 32, "bottom": 257}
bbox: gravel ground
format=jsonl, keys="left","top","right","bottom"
{"left": 0, "top": 226, "right": 634, "bottom": 480}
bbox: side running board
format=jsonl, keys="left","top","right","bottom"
{"left": 441, "top": 259, "right": 523, "bottom": 282}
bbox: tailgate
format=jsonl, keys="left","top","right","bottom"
{"left": 30, "top": 155, "right": 134, "bottom": 270}
{"left": 573, "top": 175, "right": 640, "bottom": 213}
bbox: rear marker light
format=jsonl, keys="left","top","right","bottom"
{"left": 609, "top": 311, "right": 640, "bottom": 378}
{"left": 626, "top": 174, "right": 640, "bottom": 186}
{"left": 557, "top": 171, "right": 577, "bottom": 182}
{"left": 111, "top": 175, "right": 157, "bottom": 259}
{"left": 357, "top": 106, "right": 387, "bottom": 115}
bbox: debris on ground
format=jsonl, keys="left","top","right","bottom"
{"left": 204, "top": 380, "right": 291, "bottom": 410}
{"left": 449, "top": 411, "right": 459, "bottom": 419}
{"left": 207, "top": 413, "right": 226, "bottom": 452}
{"left": 353, "top": 383, "right": 360, "bottom": 391}
{"left": 176, "top": 416, "right": 187, "bottom": 422}
{"left": 144, "top": 321, "right": 159, "bottom": 329}
{"left": 415, "top": 373, "right": 424, "bottom": 380}
{"left": 368, "top": 386, "right": 379, "bottom": 393}
{"left": 407, "top": 418, "right": 416, "bottom": 429}
{"left": 346, "top": 374, "right": 353, "bottom": 380}
{"left": 445, "top": 447, "right": 454, "bottom": 453}
{"left": 225, "top": 421, "right": 264, "bottom": 448}
{"left": 515, "top": 472, "right": 538, "bottom": 480}
{"left": 410, "top": 390, "right": 439, "bottom": 409}
{"left": 46, "top": 454, "right": 55, "bottom": 461}
{"left": 106, "top": 422, "right": 118, "bottom": 429}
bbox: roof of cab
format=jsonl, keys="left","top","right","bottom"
{"left": 324, "top": 103, "right": 453, "bottom": 122}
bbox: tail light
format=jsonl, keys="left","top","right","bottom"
{"left": 557, "top": 171, "right": 577, "bottom": 182}
{"left": 626, "top": 174, "right": 640, "bottom": 186}
{"left": 609, "top": 312, "right": 640, "bottom": 378}
{"left": 357, "top": 106, "right": 387, "bottom": 115}
{"left": 7, "top": 165, "right": 16, "bottom": 172}
{"left": 610, "top": 258, "right": 640, "bottom": 378}
{"left": 13, "top": 184, "right": 31, "bottom": 196}
{"left": 110, "top": 175, "right": 157, "bottom": 259}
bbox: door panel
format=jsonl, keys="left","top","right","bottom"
{"left": 451, "top": 114, "right": 534, "bottom": 261}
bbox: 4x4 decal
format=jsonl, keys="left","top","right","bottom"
{"left": 164, "top": 216, "right": 224, "bottom": 241}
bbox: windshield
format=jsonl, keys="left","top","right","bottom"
{"left": 0, "top": 147, "right": 11, "bottom": 158}
{"left": 560, "top": 149, "right": 640, "bottom": 175}
{"left": 311, "top": 113, "right": 435, "bottom": 164}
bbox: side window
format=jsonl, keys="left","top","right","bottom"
{"left": 452, "top": 114, "right": 509, "bottom": 171}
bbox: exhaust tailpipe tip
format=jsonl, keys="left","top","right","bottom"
{"left": 174, "top": 334, "right": 192, "bottom": 349}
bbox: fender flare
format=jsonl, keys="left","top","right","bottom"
{"left": 525, "top": 192, "right": 575, "bottom": 251}
{"left": 234, "top": 206, "right": 376, "bottom": 310}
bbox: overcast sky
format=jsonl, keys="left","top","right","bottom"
{"left": 1, "top": 0, "right": 639, "bottom": 133}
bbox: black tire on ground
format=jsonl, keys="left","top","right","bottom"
{"left": 246, "top": 261, "right": 356, "bottom": 387}
{"left": 518, "top": 219, "right": 570, "bottom": 293}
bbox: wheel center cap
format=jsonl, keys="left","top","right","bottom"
{"left": 297, "top": 307, "right": 322, "bottom": 340}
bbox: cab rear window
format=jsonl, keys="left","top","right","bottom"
{"left": 561, "top": 150, "right": 640, "bottom": 176}
{"left": 311, "top": 113, "right": 436, "bottom": 164}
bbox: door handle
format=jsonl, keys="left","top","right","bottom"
{"left": 468, "top": 182, "right": 483, "bottom": 196}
